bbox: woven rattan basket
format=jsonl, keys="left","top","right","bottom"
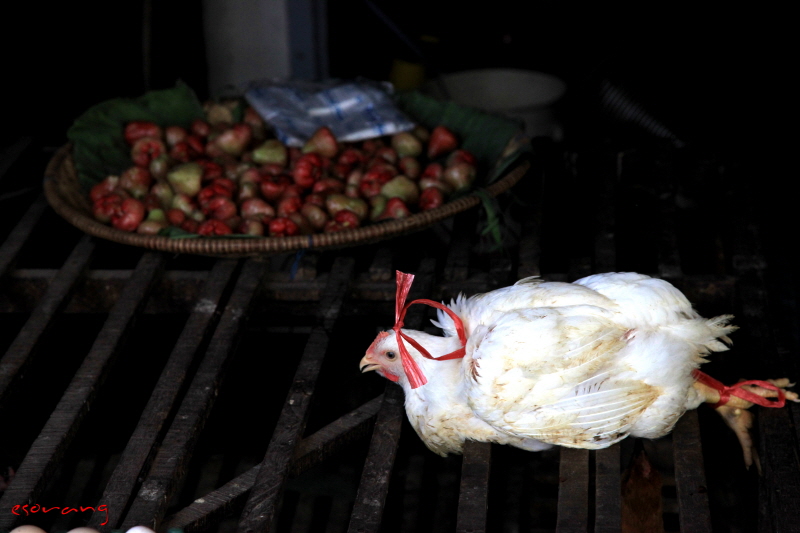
{"left": 44, "top": 144, "right": 530, "bottom": 257}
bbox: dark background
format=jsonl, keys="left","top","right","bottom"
{"left": 2, "top": 1, "right": 794, "bottom": 150}
{"left": 2, "top": 1, "right": 794, "bottom": 263}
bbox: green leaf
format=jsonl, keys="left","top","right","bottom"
{"left": 67, "top": 82, "right": 205, "bottom": 191}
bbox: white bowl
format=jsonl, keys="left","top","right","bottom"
{"left": 426, "top": 68, "right": 567, "bottom": 139}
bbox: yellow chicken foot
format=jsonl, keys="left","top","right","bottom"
{"left": 693, "top": 377, "right": 798, "bottom": 474}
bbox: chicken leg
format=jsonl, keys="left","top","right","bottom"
{"left": 693, "top": 377, "right": 798, "bottom": 473}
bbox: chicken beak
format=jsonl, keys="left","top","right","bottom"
{"left": 360, "top": 355, "right": 379, "bottom": 373}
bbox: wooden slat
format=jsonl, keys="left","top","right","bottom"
{"left": 594, "top": 445, "right": 622, "bottom": 533}
{"left": 0, "top": 194, "right": 49, "bottom": 277}
{"left": 0, "top": 251, "right": 165, "bottom": 531}
{"left": 346, "top": 385, "right": 405, "bottom": 533}
{"left": 120, "top": 258, "right": 267, "bottom": 531}
{"left": 556, "top": 448, "right": 589, "bottom": 533}
{"left": 673, "top": 410, "right": 712, "bottom": 533}
{"left": 347, "top": 258, "right": 435, "bottom": 533}
{"left": 161, "top": 395, "right": 383, "bottom": 532}
{"left": 89, "top": 258, "right": 239, "bottom": 529}
{"left": 0, "top": 235, "right": 94, "bottom": 410}
{"left": 456, "top": 441, "right": 491, "bottom": 533}
{"left": 237, "top": 257, "right": 355, "bottom": 533}
{"left": 443, "top": 213, "right": 473, "bottom": 282}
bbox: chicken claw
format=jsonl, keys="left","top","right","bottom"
{"left": 714, "top": 404, "right": 761, "bottom": 473}
{"left": 694, "top": 376, "right": 798, "bottom": 474}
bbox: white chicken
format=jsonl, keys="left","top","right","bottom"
{"left": 360, "top": 272, "right": 797, "bottom": 467}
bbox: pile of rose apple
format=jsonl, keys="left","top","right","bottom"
{"left": 89, "top": 106, "right": 478, "bottom": 237}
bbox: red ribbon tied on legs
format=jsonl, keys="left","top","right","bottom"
{"left": 692, "top": 369, "right": 786, "bottom": 409}
{"left": 394, "top": 271, "right": 467, "bottom": 389}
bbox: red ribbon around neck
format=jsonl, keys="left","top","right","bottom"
{"left": 394, "top": 271, "right": 467, "bottom": 388}
{"left": 692, "top": 369, "right": 786, "bottom": 409}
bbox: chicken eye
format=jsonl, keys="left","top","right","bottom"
{"left": 385, "top": 351, "right": 396, "bottom": 360}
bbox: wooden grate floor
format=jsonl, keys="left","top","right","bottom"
{"left": 0, "top": 138, "right": 798, "bottom": 533}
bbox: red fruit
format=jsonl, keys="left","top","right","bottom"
{"left": 142, "top": 192, "right": 162, "bottom": 212}
{"left": 292, "top": 154, "right": 323, "bottom": 188}
{"left": 165, "top": 126, "right": 188, "bottom": 147}
{"left": 260, "top": 163, "right": 285, "bottom": 176}
{"left": 300, "top": 203, "right": 329, "bottom": 230}
{"left": 398, "top": 156, "right": 421, "bottom": 179}
{"left": 186, "top": 135, "right": 205, "bottom": 156}
{"left": 337, "top": 148, "right": 365, "bottom": 168}
{"left": 191, "top": 119, "right": 211, "bottom": 138}
{"left": 197, "top": 219, "right": 233, "bottom": 236}
{"left": 180, "top": 219, "right": 199, "bottom": 233}
{"left": 89, "top": 175, "right": 120, "bottom": 203}
{"left": 92, "top": 191, "right": 126, "bottom": 223}
{"left": 421, "top": 162, "right": 444, "bottom": 180}
{"left": 427, "top": 125, "right": 459, "bottom": 159}
{"left": 323, "top": 220, "right": 344, "bottom": 233}
{"left": 361, "top": 138, "right": 382, "bottom": 156}
{"left": 442, "top": 162, "right": 477, "bottom": 192}
{"left": 169, "top": 141, "right": 193, "bottom": 163}
{"left": 268, "top": 216, "right": 300, "bottom": 237}
{"left": 111, "top": 197, "right": 146, "bottom": 232}
{"left": 304, "top": 193, "right": 326, "bottom": 208}
{"left": 213, "top": 123, "right": 252, "bottom": 157}
{"left": 197, "top": 178, "right": 236, "bottom": 209}
{"left": 277, "top": 196, "right": 303, "bottom": 217}
{"left": 287, "top": 212, "right": 314, "bottom": 235}
{"left": 334, "top": 209, "right": 360, "bottom": 229}
{"left": 119, "top": 167, "right": 152, "bottom": 198}
{"left": 260, "top": 175, "right": 291, "bottom": 201}
{"left": 377, "top": 197, "right": 411, "bottom": 220}
{"left": 240, "top": 198, "right": 275, "bottom": 219}
{"left": 166, "top": 208, "right": 187, "bottom": 226}
{"left": 131, "top": 137, "right": 166, "bottom": 168}
{"left": 288, "top": 147, "right": 303, "bottom": 166}
{"left": 446, "top": 149, "right": 477, "bottom": 167}
{"left": 203, "top": 196, "right": 237, "bottom": 220}
{"left": 302, "top": 126, "right": 339, "bottom": 158}
{"left": 359, "top": 177, "right": 382, "bottom": 198}
{"left": 419, "top": 187, "right": 444, "bottom": 211}
{"left": 197, "top": 159, "right": 224, "bottom": 181}
{"left": 124, "top": 121, "right": 162, "bottom": 146}
{"left": 312, "top": 178, "right": 345, "bottom": 195}
{"left": 374, "top": 146, "right": 398, "bottom": 164}
{"left": 418, "top": 176, "right": 453, "bottom": 195}
{"left": 281, "top": 184, "right": 305, "bottom": 199}
{"left": 332, "top": 162, "right": 352, "bottom": 179}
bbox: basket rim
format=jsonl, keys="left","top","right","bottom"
{"left": 44, "top": 144, "right": 530, "bottom": 257}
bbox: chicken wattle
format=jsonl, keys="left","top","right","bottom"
{"left": 360, "top": 271, "right": 798, "bottom": 467}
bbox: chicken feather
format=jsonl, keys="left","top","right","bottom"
{"left": 360, "top": 272, "right": 792, "bottom": 459}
